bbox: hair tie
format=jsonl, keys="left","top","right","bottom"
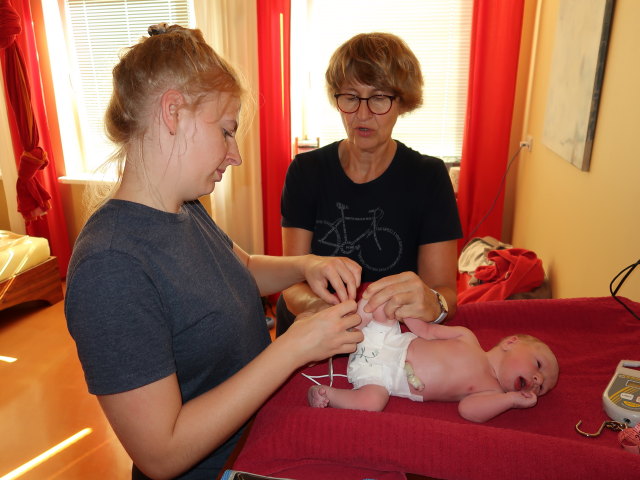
{"left": 148, "top": 23, "right": 169, "bottom": 36}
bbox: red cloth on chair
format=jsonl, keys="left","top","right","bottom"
{"left": 233, "top": 297, "right": 640, "bottom": 479}
{"left": 458, "top": 248, "right": 544, "bottom": 304}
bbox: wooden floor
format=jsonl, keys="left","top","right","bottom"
{"left": 0, "top": 298, "right": 132, "bottom": 479}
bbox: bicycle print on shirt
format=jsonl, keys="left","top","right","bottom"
{"left": 316, "top": 202, "right": 403, "bottom": 272}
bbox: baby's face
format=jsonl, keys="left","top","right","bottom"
{"left": 499, "top": 339, "right": 559, "bottom": 396}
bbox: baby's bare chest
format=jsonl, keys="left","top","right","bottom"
{"left": 406, "top": 339, "right": 497, "bottom": 400}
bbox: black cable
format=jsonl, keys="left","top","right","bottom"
{"left": 464, "top": 145, "right": 524, "bottom": 242}
{"left": 609, "top": 259, "right": 640, "bottom": 320}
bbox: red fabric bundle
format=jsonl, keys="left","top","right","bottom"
{"left": 234, "top": 297, "right": 640, "bottom": 479}
{"left": 458, "top": 248, "right": 544, "bottom": 304}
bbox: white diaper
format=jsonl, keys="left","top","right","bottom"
{"left": 347, "top": 321, "right": 423, "bottom": 402}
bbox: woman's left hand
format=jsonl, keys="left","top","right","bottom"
{"left": 302, "top": 255, "right": 362, "bottom": 306}
{"left": 360, "top": 271, "right": 440, "bottom": 322}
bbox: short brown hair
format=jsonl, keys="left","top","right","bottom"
{"left": 325, "top": 32, "right": 423, "bottom": 114}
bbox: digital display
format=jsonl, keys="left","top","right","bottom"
{"left": 626, "top": 380, "right": 640, "bottom": 388}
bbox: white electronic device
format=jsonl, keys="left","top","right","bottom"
{"left": 603, "top": 360, "right": 640, "bottom": 427}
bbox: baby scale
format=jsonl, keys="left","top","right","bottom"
{"left": 603, "top": 360, "right": 640, "bottom": 427}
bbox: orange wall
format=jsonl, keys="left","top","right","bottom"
{"left": 508, "top": 0, "right": 640, "bottom": 299}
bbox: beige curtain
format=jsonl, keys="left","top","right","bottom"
{"left": 194, "top": 0, "right": 264, "bottom": 254}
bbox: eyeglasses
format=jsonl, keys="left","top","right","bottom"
{"left": 333, "top": 94, "right": 396, "bottom": 115}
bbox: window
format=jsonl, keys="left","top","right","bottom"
{"left": 290, "top": 0, "right": 472, "bottom": 162}
{"left": 43, "top": 0, "right": 193, "bottom": 178}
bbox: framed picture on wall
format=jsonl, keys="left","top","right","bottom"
{"left": 542, "top": 0, "right": 615, "bottom": 171}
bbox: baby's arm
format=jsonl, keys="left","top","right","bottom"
{"left": 404, "top": 319, "right": 471, "bottom": 342}
{"left": 458, "top": 390, "right": 538, "bottom": 423}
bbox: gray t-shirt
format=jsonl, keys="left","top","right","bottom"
{"left": 65, "top": 199, "right": 270, "bottom": 479}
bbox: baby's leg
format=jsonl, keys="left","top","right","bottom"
{"left": 404, "top": 361, "right": 424, "bottom": 391}
{"left": 308, "top": 384, "right": 390, "bottom": 411}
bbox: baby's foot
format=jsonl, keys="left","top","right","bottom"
{"left": 308, "top": 385, "right": 330, "bottom": 408}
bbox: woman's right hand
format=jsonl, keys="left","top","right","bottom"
{"left": 301, "top": 254, "right": 362, "bottom": 305}
{"left": 280, "top": 300, "right": 364, "bottom": 365}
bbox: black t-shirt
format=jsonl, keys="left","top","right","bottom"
{"left": 281, "top": 141, "right": 462, "bottom": 283}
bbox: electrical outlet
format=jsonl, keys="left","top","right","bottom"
{"left": 519, "top": 135, "right": 533, "bottom": 152}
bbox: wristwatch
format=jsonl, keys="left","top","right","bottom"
{"left": 430, "top": 288, "right": 448, "bottom": 324}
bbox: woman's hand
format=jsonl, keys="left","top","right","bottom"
{"left": 301, "top": 255, "right": 362, "bottom": 306}
{"left": 280, "top": 300, "right": 364, "bottom": 364}
{"left": 360, "top": 271, "right": 440, "bottom": 323}
{"left": 232, "top": 245, "right": 361, "bottom": 300}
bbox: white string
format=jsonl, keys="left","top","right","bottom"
{"left": 301, "top": 357, "right": 347, "bottom": 386}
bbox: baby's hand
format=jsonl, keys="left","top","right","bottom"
{"left": 509, "top": 390, "right": 538, "bottom": 409}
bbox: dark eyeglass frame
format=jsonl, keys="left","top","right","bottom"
{"left": 333, "top": 93, "right": 396, "bottom": 115}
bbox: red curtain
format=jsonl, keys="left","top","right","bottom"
{"left": 256, "top": 0, "right": 291, "bottom": 257}
{"left": 456, "top": 0, "right": 525, "bottom": 249}
{"left": 0, "top": 0, "right": 71, "bottom": 275}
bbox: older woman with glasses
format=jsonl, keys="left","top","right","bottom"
{"left": 276, "top": 32, "right": 462, "bottom": 336}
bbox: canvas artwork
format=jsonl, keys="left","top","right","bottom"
{"left": 542, "top": 0, "right": 615, "bottom": 171}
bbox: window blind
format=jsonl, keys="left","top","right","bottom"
{"left": 290, "top": 0, "right": 472, "bottom": 161}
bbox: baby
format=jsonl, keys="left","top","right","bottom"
{"left": 308, "top": 298, "right": 559, "bottom": 423}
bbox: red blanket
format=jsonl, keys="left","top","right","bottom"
{"left": 234, "top": 297, "right": 640, "bottom": 479}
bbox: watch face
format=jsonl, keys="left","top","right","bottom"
{"left": 439, "top": 292, "right": 448, "bottom": 312}
{"left": 430, "top": 289, "right": 448, "bottom": 323}
{"left": 432, "top": 289, "right": 448, "bottom": 313}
